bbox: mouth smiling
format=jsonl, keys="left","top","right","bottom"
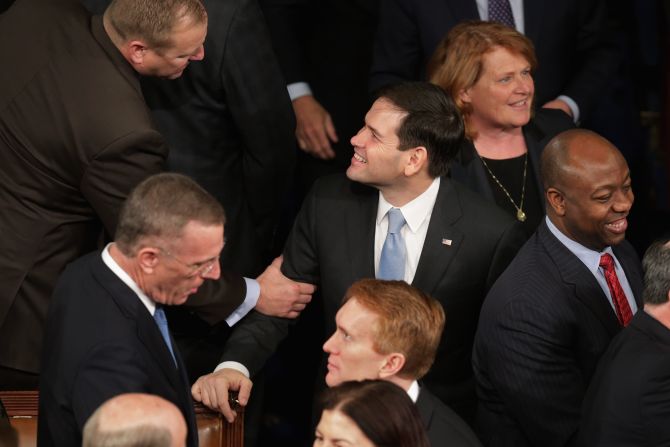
{"left": 353, "top": 152, "right": 367, "bottom": 164}
{"left": 605, "top": 217, "right": 628, "bottom": 234}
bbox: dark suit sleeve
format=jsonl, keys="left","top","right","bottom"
{"left": 486, "top": 298, "right": 583, "bottom": 446}
{"left": 369, "top": 0, "right": 422, "bottom": 91}
{"left": 220, "top": 180, "right": 323, "bottom": 374}
{"left": 485, "top": 222, "right": 526, "bottom": 289}
{"left": 643, "top": 361, "right": 670, "bottom": 443}
{"left": 71, "top": 340, "right": 148, "bottom": 429}
{"left": 556, "top": 0, "right": 619, "bottom": 118}
{"left": 259, "top": 0, "right": 308, "bottom": 84}
{"left": 80, "top": 129, "right": 166, "bottom": 238}
{"left": 221, "top": 0, "right": 296, "bottom": 249}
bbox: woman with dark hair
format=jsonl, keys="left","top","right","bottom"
{"left": 429, "top": 21, "right": 574, "bottom": 237}
{"left": 314, "top": 380, "right": 430, "bottom": 447}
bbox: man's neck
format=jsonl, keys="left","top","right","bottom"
{"left": 379, "top": 175, "right": 435, "bottom": 208}
{"left": 387, "top": 375, "right": 414, "bottom": 392}
{"left": 645, "top": 302, "right": 670, "bottom": 330}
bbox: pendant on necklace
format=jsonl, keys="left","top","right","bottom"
{"left": 516, "top": 209, "right": 527, "bottom": 222}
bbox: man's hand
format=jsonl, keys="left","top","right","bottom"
{"left": 292, "top": 95, "right": 338, "bottom": 160}
{"left": 542, "top": 98, "right": 573, "bottom": 118}
{"left": 255, "top": 256, "right": 315, "bottom": 318}
{"left": 192, "top": 368, "right": 252, "bottom": 423}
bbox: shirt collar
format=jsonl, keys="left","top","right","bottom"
{"left": 376, "top": 177, "right": 441, "bottom": 233}
{"left": 101, "top": 243, "right": 156, "bottom": 315}
{"left": 407, "top": 380, "right": 420, "bottom": 403}
{"left": 545, "top": 216, "right": 616, "bottom": 275}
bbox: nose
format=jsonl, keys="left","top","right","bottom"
{"left": 350, "top": 127, "right": 365, "bottom": 147}
{"left": 323, "top": 332, "right": 337, "bottom": 354}
{"left": 515, "top": 74, "right": 534, "bottom": 95}
{"left": 190, "top": 45, "right": 205, "bottom": 61}
{"left": 613, "top": 188, "right": 634, "bottom": 213}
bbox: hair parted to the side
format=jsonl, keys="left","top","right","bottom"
{"left": 115, "top": 173, "right": 224, "bottom": 256}
{"left": 342, "top": 279, "right": 445, "bottom": 380}
{"left": 642, "top": 239, "right": 670, "bottom": 306}
{"left": 105, "top": 0, "right": 206, "bottom": 49}
{"left": 427, "top": 20, "right": 537, "bottom": 137}
{"left": 375, "top": 82, "right": 464, "bottom": 178}
{"left": 319, "top": 380, "right": 430, "bottom": 447}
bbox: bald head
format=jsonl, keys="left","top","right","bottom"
{"left": 83, "top": 394, "right": 187, "bottom": 447}
{"left": 541, "top": 129, "right": 633, "bottom": 251}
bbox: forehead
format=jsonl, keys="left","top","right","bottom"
{"left": 366, "top": 99, "right": 406, "bottom": 129}
{"left": 481, "top": 46, "right": 529, "bottom": 72}
{"left": 564, "top": 139, "right": 629, "bottom": 190}
{"left": 163, "top": 14, "right": 207, "bottom": 52}
{"left": 318, "top": 409, "right": 367, "bottom": 441}
{"left": 336, "top": 299, "right": 379, "bottom": 333}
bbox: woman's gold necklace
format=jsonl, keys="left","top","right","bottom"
{"left": 479, "top": 152, "right": 528, "bottom": 222}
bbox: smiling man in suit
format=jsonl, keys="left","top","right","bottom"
{"left": 473, "top": 129, "right": 644, "bottom": 446}
{"left": 208, "top": 82, "right": 525, "bottom": 423}
{"left": 37, "top": 174, "right": 249, "bottom": 447}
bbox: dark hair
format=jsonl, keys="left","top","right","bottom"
{"left": 643, "top": 239, "right": 670, "bottom": 305}
{"left": 376, "top": 82, "right": 464, "bottom": 177}
{"left": 115, "top": 173, "right": 224, "bottom": 256}
{"left": 319, "top": 380, "right": 430, "bottom": 447}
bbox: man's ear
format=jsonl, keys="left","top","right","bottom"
{"left": 404, "top": 146, "right": 428, "bottom": 176}
{"left": 378, "top": 353, "right": 405, "bottom": 379}
{"left": 125, "top": 40, "right": 149, "bottom": 66}
{"left": 546, "top": 187, "right": 566, "bottom": 216}
{"left": 137, "top": 247, "right": 160, "bottom": 274}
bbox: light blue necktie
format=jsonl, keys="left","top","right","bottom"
{"left": 153, "top": 306, "right": 177, "bottom": 367}
{"left": 378, "top": 208, "right": 407, "bottom": 280}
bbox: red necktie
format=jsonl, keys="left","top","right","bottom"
{"left": 599, "top": 254, "right": 633, "bottom": 326}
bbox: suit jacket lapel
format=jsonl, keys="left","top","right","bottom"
{"left": 539, "top": 223, "right": 621, "bottom": 336}
{"left": 523, "top": 122, "right": 546, "bottom": 206}
{"left": 348, "top": 182, "right": 377, "bottom": 279}
{"left": 412, "top": 179, "right": 464, "bottom": 296}
{"left": 451, "top": 141, "right": 495, "bottom": 201}
{"left": 613, "top": 242, "right": 644, "bottom": 308}
{"left": 91, "top": 254, "right": 185, "bottom": 391}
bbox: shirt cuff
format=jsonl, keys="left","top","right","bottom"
{"left": 287, "top": 82, "right": 312, "bottom": 101}
{"left": 214, "top": 361, "right": 250, "bottom": 378}
{"left": 224, "top": 278, "right": 260, "bottom": 326}
{"left": 557, "top": 95, "right": 580, "bottom": 123}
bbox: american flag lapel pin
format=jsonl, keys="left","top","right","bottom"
{"left": 441, "top": 238, "right": 452, "bottom": 246}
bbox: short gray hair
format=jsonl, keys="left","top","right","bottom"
{"left": 643, "top": 238, "right": 670, "bottom": 305}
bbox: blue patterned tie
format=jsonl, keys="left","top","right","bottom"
{"left": 154, "top": 306, "right": 177, "bottom": 367}
{"left": 378, "top": 208, "right": 407, "bottom": 280}
{"left": 488, "top": 0, "right": 515, "bottom": 28}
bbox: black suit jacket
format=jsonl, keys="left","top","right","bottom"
{"left": 37, "top": 252, "right": 198, "bottom": 447}
{"left": 0, "top": 0, "right": 247, "bottom": 377}
{"left": 223, "top": 174, "right": 526, "bottom": 418}
{"left": 473, "top": 221, "right": 643, "bottom": 447}
{"left": 370, "top": 0, "right": 618, "bottom": 120}
{"left": 260, "top": 0, "right": 378, "bottom": 178}
{"left": 578, "top": 310, "right": 670, "bottom": 447}
{"left": 417, "top": 386, "right": 482, "bottom": 447}
{"left": 450, "top": 108, "right": 574, "bottom": 207}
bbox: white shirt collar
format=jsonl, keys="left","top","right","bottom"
{"left": 376, "top": 177, "right": 441, "bottom": 232}
{"left": 545, "top": 216, "right": 617, "bottom": 275}
{"left": 101, "top": 243, "right": 156, "bottom": 316}
{"left": 407, "top": 380, "right": 420, "bottom": 403}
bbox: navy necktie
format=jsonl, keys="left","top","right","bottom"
{"left": 488, "top": 0, "right": 515, "bottom": 28}
{"left": 378, "top": 208, "right": 407, "bottom": 280}
{"left": 154, "top": 306, "right": 177, "bottom": 367}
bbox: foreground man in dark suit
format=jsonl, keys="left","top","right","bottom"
{"left": 473, "top": 129, "right": 644, "bottom": 446}
{"left": 38, "top": 174, "right": 239, "bottom": 447}
{"left": 209, "top": 82, "right": 525, "bottom": 423}
{"left": 322, "top": 279, "right": 482, "bottom": 447}
{"left": 578, "top": 239, "right": 670, "bottom": 446}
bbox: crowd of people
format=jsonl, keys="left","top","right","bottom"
{"left": 0, "top": 0, "right": 668, "bottom": 446}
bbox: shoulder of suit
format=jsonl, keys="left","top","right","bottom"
{"left": 447, "top": 179, "right": 516, "bottom": 225}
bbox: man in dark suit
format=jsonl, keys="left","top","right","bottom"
{"left": 370, "top": 0, "right": 618, "bottom": 123}
{"left": 578, "top": 238, "right": 670, "bottom": 447}
{"left": 473, "top": 129, "right": 644, "bottom": 446}
{"left": 0, "top": 0, "right": 311, "bottom": 390}
{"left": 322, "top": 278, "right": 481, "bottom": 447}
{"left": 38, "top": 174, "right": 243, "bottom": 446}
{"left": 208, "top": 82, "right": 526, "bottom": 423}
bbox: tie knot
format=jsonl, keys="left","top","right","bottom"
{"left": 154, "top": 306, "right": 167, "bottom": 324}
{"left": 599, "top": 253, "right": 615, "bottom": 271}
{"left": 387, "top": 208, "right": 406, "bottom": 234}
